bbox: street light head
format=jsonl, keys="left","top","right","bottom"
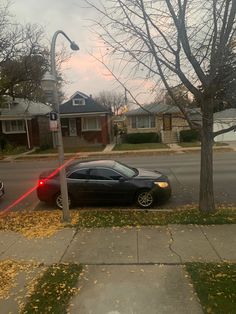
{"left": 41, "top": 71, "right": 57, "bottom": 92}
{"left": 70, "top": 41, "right": 80, "bottom": 51}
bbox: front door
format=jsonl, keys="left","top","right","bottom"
{"left": 163, "top": 114, "right": 172, "bottom": 130}
{"left": 69, "top": 118, "right": 77, "bottom": 136}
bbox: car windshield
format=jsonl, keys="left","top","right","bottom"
{"left": 113, "top": 161, "right": 137, "bottom": 178}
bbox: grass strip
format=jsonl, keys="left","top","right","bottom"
{"left": 32, "top": 146, "right": 104, "bottom": 154}
{"left": 186, "top": 263, "right": 236, "bottom": 314}
{"left": 0, "top": 208, "right": 235, "bottom": 234}
{"left": 75, "top": 208, "right": 236, "bottom": 228}
{"left": 22, "top": 263, "right": 82, "bottom": 314}
{"left": 113, "top": 143, "right": 168, "bottom": 150}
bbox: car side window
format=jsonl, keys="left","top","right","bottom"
{"left": 89, "top": 168, "right": 122, "bottom": 180}
{"left": 68, "top": 169, "right": 88, "bottom": 179}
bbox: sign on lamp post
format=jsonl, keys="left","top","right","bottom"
{"left": 49, "top": 111, "right": 58, "bottom": 132}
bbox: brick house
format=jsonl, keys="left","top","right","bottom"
{"left": 125, "top": 103, "right": 198, "bottom": 143}
{"left": 60, "top": 91, "right": 113, "bottom": 147}
{"left": 0, "top": 98, "right": 52, "bottom": 149}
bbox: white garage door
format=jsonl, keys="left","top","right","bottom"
{"left": 214, "top": 121, "right": 236, "bottom": 142}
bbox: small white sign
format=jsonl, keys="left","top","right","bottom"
{"left": 50, "top": 120, "right": 58, "bottom": 132}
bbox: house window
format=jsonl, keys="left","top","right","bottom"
{"left": 131, "top": 115, "right": 155, "bottom": 128}
{"left": 82, "top": 117, "right": 101, "bottom": 131}
{"left": 2, "top": 120, "right": 26, "bottom": 134}
{"left": 73, "top": 98, "right": 85, "bottom": 106}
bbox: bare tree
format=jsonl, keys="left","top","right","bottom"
{"left": 95, "top": 90, "right": 128, "bottom": 115}
{"left": 0, "top": 2, "right": 49, "bottom": 102}
{"left": 85, "top": 0, "right": 236, "bottom": 213}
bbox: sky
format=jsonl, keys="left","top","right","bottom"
{"left": 10, "top": 0, "right": 152, "bottom": 105}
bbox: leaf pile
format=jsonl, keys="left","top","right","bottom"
{"left": 0, "top": 210, "right": 80, "bottom": 238}
{"left": 0, "top": 260, "right": 37, "bottom": 299}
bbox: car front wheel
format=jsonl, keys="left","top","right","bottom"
{"left": 55, "top": 193, "right": 72, "bottom": 209}
{"left": 136, "top": 189, "right": 154, "bottom": 209}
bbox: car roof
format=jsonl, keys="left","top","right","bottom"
{"left": 67, "top": 159, "right": 116, "bottom": 172}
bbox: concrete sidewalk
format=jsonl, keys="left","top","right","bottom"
{"left": 0, "top": 224, "right": 235, "bottom": 313}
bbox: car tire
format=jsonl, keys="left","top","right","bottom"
{"left": 136, "top": 189, "right": 154, "bottom": 209}
{"left": 55, "top": 193, "right": 72, "bottom": 209}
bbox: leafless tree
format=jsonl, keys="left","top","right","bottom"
{"left": 95, "top": 90, "right": 128, "bottom": 115}
{"left": 85, "top": 0, "right": 236, "bottom": 213}
{"left": 0, "top": 2, "right": 49, "bottom": 102}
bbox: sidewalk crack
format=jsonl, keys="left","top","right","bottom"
{"left": 59, "top": 228, "right": 79, "bottom": 263}
{"left": 199, "top": 225, "right": 223, "bottom": 262}
{"left": 0, "top": 238, "right": 21, "bottom": 257}
{"left": 136, "top": 229, "right": 140, "bottom": 264}
{"left": 167, "top": 226, "right": 183, "bottom": 263}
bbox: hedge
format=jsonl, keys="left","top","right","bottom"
{"left": 123, "top": 132, "right": 160, "bottom": 144}
{"left": 179, "top": 129, "right": 200, "bottom": 142}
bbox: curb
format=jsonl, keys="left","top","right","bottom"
{"left": 0, "top": 146, "right": 234, "bottom": 162}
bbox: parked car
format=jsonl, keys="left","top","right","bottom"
{"left": 37, "top": 159, "right": 171, "bottom": 209}
{"left": 0, "top": 181, "right": 4, "bottom": 198}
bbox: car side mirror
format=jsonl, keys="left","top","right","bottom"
{"left": 119, "top": 177, "right": 126, "bottom": 182}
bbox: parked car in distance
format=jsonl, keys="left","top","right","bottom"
{"left": 37, "top": 159, "right": 171, "bottom": 209}
{"left": 0, "top": 181, "right": 4, "bottom": 198}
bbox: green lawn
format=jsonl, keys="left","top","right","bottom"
{"left": 179, "top": 142, "right": 229, "bottom": 148}
{"left": 179, "top": 142, "right": 201, "bottom": 147}
{"left": 75, "top": 208, "right": 236, "bottom": 229}
{"left": 186, "top": 263, "right": 236, "bottom": 314}
{"left": 32, "top": 145, "right": 105, "bottom": 154}
{"left": 22, "top": 263, "right": 82, "bottom": 314}
{"left": 113, "top": 142, "right": 168, "bottom": 151}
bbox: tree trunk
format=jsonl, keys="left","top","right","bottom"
{"left": 199, "top": 103, "right": 216, "bottom": 213}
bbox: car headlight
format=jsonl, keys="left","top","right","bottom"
{"left": 154, "top": 181, "right": 169, "bottom": 188}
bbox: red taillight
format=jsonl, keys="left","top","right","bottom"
{"left": 38, "top": 179, "right": 45, "bottom": 186}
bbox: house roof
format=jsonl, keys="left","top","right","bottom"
{"left": 0, "top": 98, "right": 52, "bottom": 118}
{"left": 214, "top": 108, "right": 236, "bottom": 120}
{"left": 60, "top": 91, "right": 110, "bottom": 114}
{"left": 125, "top": 103, "right": 181, "bottom": 116}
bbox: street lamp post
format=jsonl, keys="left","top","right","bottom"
{"left": 42, "top": 31, "right": 79, "bottom": 222}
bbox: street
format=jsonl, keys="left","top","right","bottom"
{"left": 0, "top": 150, "right": 235, "bottom": 212}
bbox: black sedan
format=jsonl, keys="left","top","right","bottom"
{"left": 37, "top": 159, "right": 171, "bottom": 209}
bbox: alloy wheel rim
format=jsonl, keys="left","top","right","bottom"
{"left": 56, "top": 194, "right": 71, "bottom": 209}
{"left": 138, "top": 192, "right": 153, "bottom": 207}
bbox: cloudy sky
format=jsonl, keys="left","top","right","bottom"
{"left": 11, "top": 0, "right": 135, "bottom": 101}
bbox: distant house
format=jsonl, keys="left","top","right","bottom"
{"left": 0, "top": 98, "right": 52, "bottom": 149}
{"left": 214, "top": 108, "right": 236, "bottom": 142}
{"left": 59, "top": 91, "right": 113, "bottom": 147}
{"left": 125, "top": 103, "right": 193, "bottom": 143}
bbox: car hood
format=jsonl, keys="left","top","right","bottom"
{"left": 134, "top": 168, "right": 164, "bottom": 180}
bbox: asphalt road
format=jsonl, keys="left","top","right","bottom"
{"left": 0, "top": 150, "right": 235, "bottom": 212}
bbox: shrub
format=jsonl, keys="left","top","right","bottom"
{"left": 123, "top": 132, "right": 160, "bottom": 144}
{"left": 39, "top": 143, "right": 52, "bottom": 151}
{"left": 179, "top": 129, "right": 200, "bottom": 142}
{"left": 0, "top": 135, "right": 8, "bottom": 150}
{"left": 3, "top": 144, "right": 27, "bottom": 154}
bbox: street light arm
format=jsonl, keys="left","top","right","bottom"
{"left": 50, "top": 30, "right": 79, "bottom": 78}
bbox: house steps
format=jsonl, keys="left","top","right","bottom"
{"left": 161, "top": 130, "right": 179, "bottom": 143}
